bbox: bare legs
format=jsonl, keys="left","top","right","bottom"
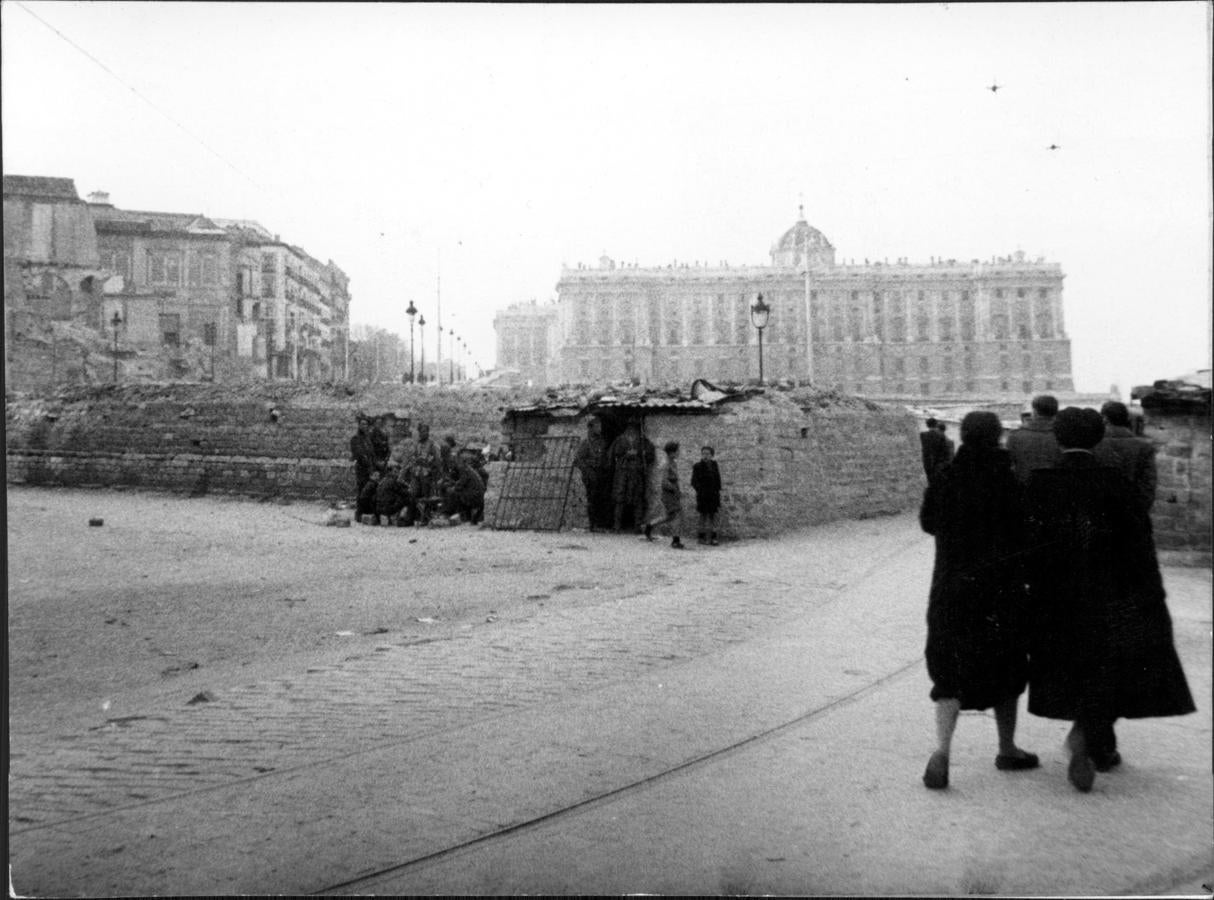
{"left": 925, "top": 697, "right": 1038, "bottom": 789}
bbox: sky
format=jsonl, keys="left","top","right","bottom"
{"left": 3, "top": 1, "right": 1210, "bottom": 393}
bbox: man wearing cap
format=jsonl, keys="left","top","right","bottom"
{"left": 1023, "top": 407, "right": 1194, "bottom": 792}
{"left": 406, "top": 424, "right": 442, "bottom": 525}
{"left": 1006, "top": 394, "right": 1062, "bottom": 483}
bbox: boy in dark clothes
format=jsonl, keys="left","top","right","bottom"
{"left": 691, "top": 445, "right": 723, "bottom": 545}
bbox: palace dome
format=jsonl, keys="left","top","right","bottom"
{"left": 770, "top": 208, "right": 836, "bottom": 268}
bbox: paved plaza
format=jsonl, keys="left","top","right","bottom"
{"left": 7, "top": 487, "right": 1212, "bottom": 896}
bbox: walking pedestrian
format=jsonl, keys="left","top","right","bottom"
{"left": 1023, "top": 407, "right": 1194, "bottom": 792}
{"left": 919, "top": 411, "right": 1037, "bottom": 789}
{"left": 937, "top": 420, "right": 955, "bottom": 463}
{"left": 1093, "top": 400, "right": 1157, "bottom": 514}
{"left": 644, "top": 441, "right": 685, "bottom": 548}
{"left": 691, "top": 445, "right": 722, "bottom": 545}
{"left": 1006, "top": 394, "right": 1062, "bottom": 483}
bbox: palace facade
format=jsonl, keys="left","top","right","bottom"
{"left": 543, "top": 211, "right": 1073, "bottom": 396}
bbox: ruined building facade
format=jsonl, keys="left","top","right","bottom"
{"left": 549, "top": 212, "right": 1074, "bottom": 396}
{"left": 3, "top": 175, "right": 351, "bottom": 389}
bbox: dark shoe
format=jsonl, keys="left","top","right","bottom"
{"left": 644, "top": 525, "right": 654, "bottom": 542}
{"left": 671, "top": 537, "right": 685, "bottom": 549}
{"left": 1068, "top": 750, "right": 1095, "bottom": 793}
{"left": 923, "top": 751, "right": 949, "bottom": 789}
{"left": 1092, "top": 750, "right": 1121, "bottom": 772}
{"left": 995, "top": 752, "right": 1040, "bottom": 771}
{"left": 709, "top": 535, "right": 719, "bottom": 546}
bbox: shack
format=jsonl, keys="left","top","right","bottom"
{"left": 485, "top": 381, "right": 924, "bottom": 538}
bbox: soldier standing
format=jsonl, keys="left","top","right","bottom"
{"left": 573, "top": 416, "right": 612, "bottom": 531}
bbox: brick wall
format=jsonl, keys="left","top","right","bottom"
{"left": 6, "top": 383, "right": 534, "bottom": 501}
{"left": 1143, "top": 409, "right": 1212, "bottom": 567}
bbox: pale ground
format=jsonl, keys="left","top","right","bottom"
{"left": 7, "top": 486, "right": 1211, "bottom": 897}
{"left": 8, "top": 486, "right": 877, "bottom": 737}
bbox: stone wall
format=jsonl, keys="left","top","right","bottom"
{"left": 498, "top": 392, "right": 924, "bottom": 538}
{"left": 6, "top": 383, "right": 534, "bottom": 501}
{"left": 7, "top": 384, "right": 925, "bottom": 536}
{"left": 1143, "top": 409, "right": 1212, "bottom": 567}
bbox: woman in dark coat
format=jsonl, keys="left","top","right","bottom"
{"left": 919, "top": 411, "right": 1037, "bottom": 789}
{"left": 1024, "top": 407, "right": 1194, "bottom": 792}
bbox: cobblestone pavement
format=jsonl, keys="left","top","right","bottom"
{"left": 9, "top": 506, "right": 918, "bottom": 835}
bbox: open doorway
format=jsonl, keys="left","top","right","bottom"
{"left": 589, "top": 409, "right": 650, "bottom": 531}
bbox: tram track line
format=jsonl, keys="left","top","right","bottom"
{"left": 312, "top": 655, "right": 924, "bottom": 896}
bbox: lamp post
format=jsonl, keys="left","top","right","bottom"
{"left": 406, "top": 300, "right": 417, "bottom": 383}
{"left": 418, "top": 315, "right": 426, "bottom": 383}
{"left": 449, "top": 330, "right": 456, "bottom": 383}
{"left": 110, "top": 311, "right": 122, "bottom": 382}
{"left": 750, "top": 293, "right": 770, "bottom": 385}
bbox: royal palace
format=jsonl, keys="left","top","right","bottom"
{"left": 495, "top": 210, "right": 1074, "bottom": 397}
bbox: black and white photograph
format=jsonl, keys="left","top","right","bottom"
{"left": 4, "top": 2, "right": 1211, "bottom": 895}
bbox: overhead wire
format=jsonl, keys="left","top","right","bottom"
{"left": 13, "top": 1, "right": 265, "bottom": 192}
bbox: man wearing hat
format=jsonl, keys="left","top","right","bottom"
{"left": 1023, "top": 406, "right": 1194, "bottom": 792}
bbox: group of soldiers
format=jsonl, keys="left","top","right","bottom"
{"left": 349, "top": 413, "right": 488, "bottom": 527}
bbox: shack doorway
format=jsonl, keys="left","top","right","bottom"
{"left": 586, "top": 409, "right": 637, "bottom": 530}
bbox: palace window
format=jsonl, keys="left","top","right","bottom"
{"left": 159, "top": 313, "right": 181, "bottom": 347}
{"left": 188, "top": 253, "right": 202, "bottom": 286}
{"left": 202, "top": 254, "right": 218, "bottom": 285}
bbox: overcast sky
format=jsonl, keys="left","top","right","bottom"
{"left": 3, "top": 2, "right": 1210, "bottom": 392}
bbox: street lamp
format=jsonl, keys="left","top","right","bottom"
{"left": 405, "top": 300, "right": 417, "bottom": 383}
{"left": 750, "top": 293, "right": 771, "bottom": 385}
{"left": 110, "top": 311, "right": 122, "bottom": 382}
{"left": 449, "top": 330, "right": 456, "bottom": 383}
{"left": 418, "top": 314, "right": 426, "bottom": 383}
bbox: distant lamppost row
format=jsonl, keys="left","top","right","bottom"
{"left": 750, "top": 293, "right": 770, "bottom": 385}
{"left": 110, "top": 311, "right": 122, "bottom": 383}
{"left": 405, "top": 300, "right": 418, "bottom": 384}
{"left": 418, "top": 314, "right": 426, "bottom": 383}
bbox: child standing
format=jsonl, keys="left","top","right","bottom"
{"left": 691, "top": 445, "right": 722, "bottom": 545}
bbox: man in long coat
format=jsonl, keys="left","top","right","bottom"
{"left": 1093, "top": 400, "right": 1157, "bottom": 513}
{"left": 920, "top": 417, "right": 950, "bottom": 484}
{"left": 1024, "top": 406, "right": 1195, "bottom": 792}
{"left": 609, "top": 420, "right": 654, "bottom": 533}
{"left": 573, "top": 416, "right": 612, "bottom": 531}
{"left": 1007, "top": 394, "right": 1062, "bottom": 483}
{"left": 349, "top": 414, "right": 376, "bottom": 511}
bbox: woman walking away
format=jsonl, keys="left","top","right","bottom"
{"left": 919, "top": 411, "right": 1037, "bottom": 789}
{"left": 691, "top": 445, "right": 722, "bottom": 545}
{"left": 1024, "top": 407, "right": 1194, "bottom": 793}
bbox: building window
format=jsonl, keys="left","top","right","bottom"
{"left": 995, "top": 289, "right": 1004, "bottom": 299}
{"left": 203, "top": 323, "right": 217, "bottom": 347}
{"left": 1017, "top": 288, "right": 1026, "bottom": 298}
{"left": 966, "top": 380, "right": 976, "bottom": 392}
{"left": 919, "top": 357, "right": 930, "bottom": 374}
{"left": 920, "top": 381, "right": 930, "bottom": 395}
{"left": 261, "top": 272, "right": 276, "bottom": 298}
{"left": 188, "top": 253, "right": 202, "bottom": 286}
{"left": 943, "top": 356, "right": 954, "bottom": 375}
{"left": 159, "top": 313, "right": 181, "bottom": 346}
{"left": 202, "top": 254, "right": 218, "bottom": 285}
{"left": 261, "top": 252, "right": 276, "bottom": 273}
{"left": 100, "top": 249, "right": 133, "bottom": 283}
